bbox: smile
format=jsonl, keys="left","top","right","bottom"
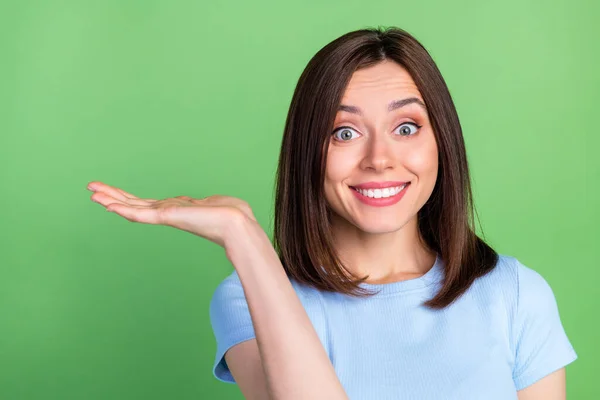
{"left": 349, "top": 183, "right": 410, "bottom": 207}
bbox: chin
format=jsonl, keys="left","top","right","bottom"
{"left": 352, "top": 217, "right": 409, "bottom": 234}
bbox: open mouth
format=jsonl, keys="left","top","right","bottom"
{"left": 349, "top": 182, "right": 410, "bottom": 199}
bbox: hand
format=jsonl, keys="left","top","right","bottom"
{"left": 87, "top": 181, "right": 258, "bottom": 248}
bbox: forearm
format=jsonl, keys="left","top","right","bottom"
{"left": 225, "top": 217, "right": 348, "bottom": 400}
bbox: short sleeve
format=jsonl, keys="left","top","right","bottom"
{"left": 209, "top": 270, "right": 255, "bottom": 383}
{"left": 512, "top": 259, "right": 577, "bottom": 390}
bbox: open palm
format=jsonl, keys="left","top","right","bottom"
{"left": 87, "top": 181, "right": 257, "bottom": 248}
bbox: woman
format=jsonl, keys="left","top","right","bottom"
{"left": 87, "top": 27, "right": 577, "bottom": 399}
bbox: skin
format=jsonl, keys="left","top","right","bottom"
{"left": 517, "top": 368, "right": 567, "bottom": 400}
{"left": 86, "top": 60, "right": 567, "bottom": 398}
{"left": 87, "top": 185, "right": 347, "bottom": 399}
{"left": 323, "top": 59, "right": 567, "bottom": 398}
{"left": 324, "top": 59, "right": 438, "bottom": 282}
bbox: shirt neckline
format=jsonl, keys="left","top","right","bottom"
{"left": 357, "top": 254, "right": 444, "bottom": 295}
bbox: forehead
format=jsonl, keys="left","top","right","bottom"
{"left": 341, "top": 60, "right": 423, "bottom": 102}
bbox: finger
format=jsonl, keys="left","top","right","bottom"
{"left": 91, "top": 192, "right": 156, "bottom": 209}
{"left": 87, "top": 181, "right": 142, "bottom": 202}
{"left": 91, "top": 192, "right": 130, "bottom": 208}
{"left": 89, "top": 185, "right": 156, "bottom": 206}
{"left": 106, "top": 203, "right": 165, "bottom": 224}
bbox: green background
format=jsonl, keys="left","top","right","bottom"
{"left": 1, "top": 0, "right": 597, "bottom": 398}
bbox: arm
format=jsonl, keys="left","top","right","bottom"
{"left": 223, "top": 216, "right": 347, "bottom": 400}
{"left": 517, "top": 368, "right": 566, "bottom": 400}
{"left": 86, "top": 183, "right": 344, "bottom": 398}
{"left": 225, "top": 339, "right": 270, "bottom": 400}
{"left": 511, "top": 258, "right": 577, "bottom": 397}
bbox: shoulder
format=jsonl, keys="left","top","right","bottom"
{"left": 471, "top": 254, "right": 552, "bottom": 301}
{"left": 492, "top": 256, "right": 578, "bottom": 389}
{"left": 208, "top": 269, "right": 330, "bottom": 339}
{"left": 463, "top": 254, "right": 519, "bottom": 304}
{"left": 208, "top": 269, "right": 329, "bottom": 383}
{"left": 463, "top": 254, "right": 562, "bottom": 326}
{"left": 210, "top": 269, "right": 325, "bottom": 305}
{"left": 209, "top": 269, "right": 327, "bottom": 329}
{"left": 468, "top": 254, "right": 577, "bottom": 388}
{"left": 501, "top": 255, "right": 567, "bottom": 330}
{"left": 469, "top": 253, "right": 570, "bottom": 329}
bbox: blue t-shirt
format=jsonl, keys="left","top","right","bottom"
{"left": 209, "top": 254, "right": 577, "bottom": 399}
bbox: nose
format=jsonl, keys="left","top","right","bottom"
{"left": 359, "top": 133, "right": 395, "bottom": 172}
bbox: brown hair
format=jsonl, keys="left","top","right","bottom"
{"left": 272, "top": 26, "right": 498, "bottom": 309}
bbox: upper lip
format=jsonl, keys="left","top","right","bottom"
{"left": 351, "top": 181, "right": 410, "bottom": 189}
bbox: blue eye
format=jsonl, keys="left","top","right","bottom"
{"left": 395, "top": 122, "right": 421, "bottom": 136}
{"left": 332, "top": 122, "right": 422, "bottom": 142}
{"left": 331, "top": 127, "right": 359, "bottom": 142}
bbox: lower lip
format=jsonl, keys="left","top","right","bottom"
{"left": 350, "top": 183, "right": 410, "bottom": 207}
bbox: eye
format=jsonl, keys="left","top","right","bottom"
{"left": 395, "top": 122, "right": 422, "bottom": 137}
{"left": 331, "top": 126, "right": 360, "bottom": 142}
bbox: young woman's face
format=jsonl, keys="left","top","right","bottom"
{"left": 324, "top": 60, "right": 439, "bottom": 233}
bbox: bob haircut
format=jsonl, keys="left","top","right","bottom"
{"left": 273, "top": 26, "right": 498, "bottom": 309}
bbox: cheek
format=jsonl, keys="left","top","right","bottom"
{"left": 403, "top": 142, "right": 438, "bottom": 178}
{"left": 324, "top": 149, "right": 355, "bottom": 208}
{"left": 325, "top": 148, "right": 355, "bottom": 184}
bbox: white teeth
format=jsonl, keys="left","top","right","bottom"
{"left": 354, "top": 184, "right": 407, "bottom": 198}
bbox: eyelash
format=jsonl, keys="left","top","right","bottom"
{"left": 331, "top": 122, "right": 423, "bottom": 142}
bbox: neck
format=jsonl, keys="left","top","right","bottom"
{"left": 330, "top": 212, "right": 436, "bottom": 284}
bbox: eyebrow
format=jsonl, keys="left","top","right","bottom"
{"left": 338, "top": 97, "right": 427, "bottom": 115}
